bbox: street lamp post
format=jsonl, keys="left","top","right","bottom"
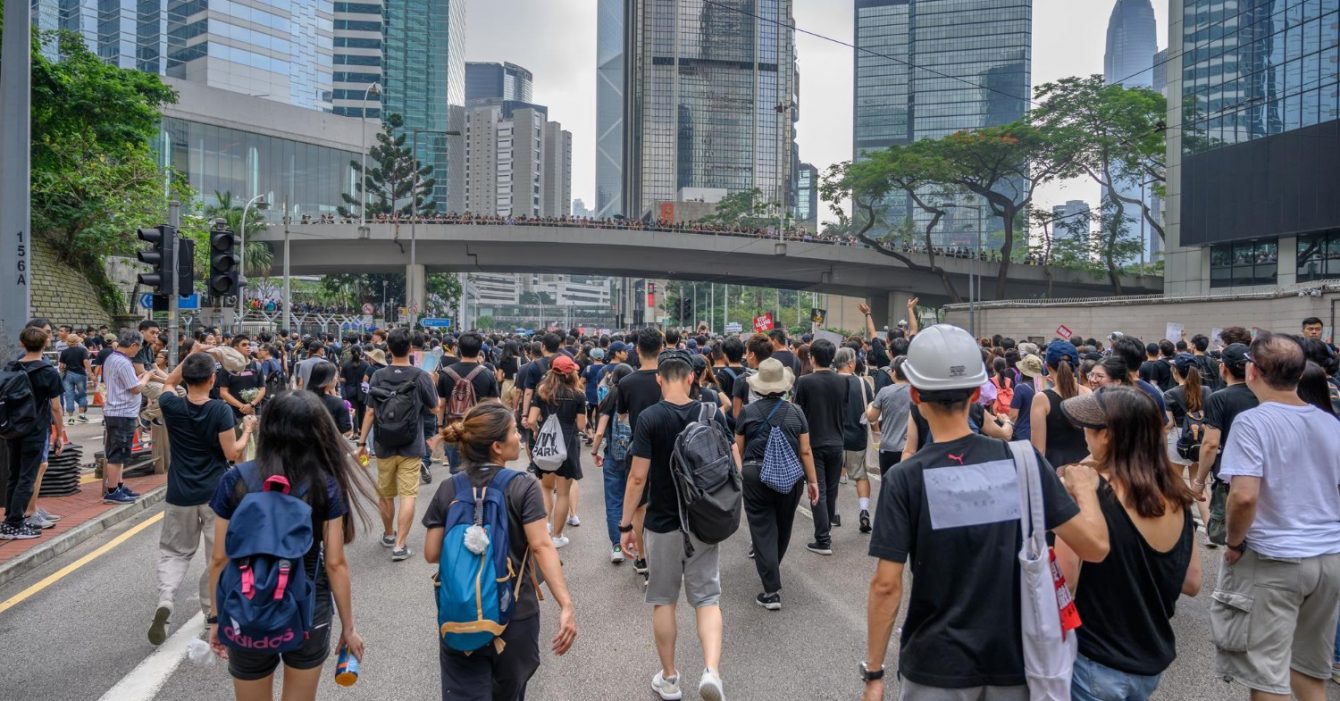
{"left": 359, "top": 83, "right": 381, "bottom": 237}
{"left": 951, "top": 203, "right": 984, "bottom": 338}
{"left": 237, "top": 193, "right": 268, "bottom": 329}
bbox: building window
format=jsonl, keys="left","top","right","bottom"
{"left": 1297, "top": 230, "right": 1340, "bottom": 282}
{"left": 1210, "top": 239, "right": 1278, "bottom": 288}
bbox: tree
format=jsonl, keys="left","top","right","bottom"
{"left": 698, "top": 188, "right": 782, "bottom": 230}
{"left": 1031, "top": 76, "right": 1166, "bottom": 292}
{"left": 338, "top": 113, "right": 436, "bottom": 219}
{"left": 1029, "top": 208, "right": 1101, "bottom": 297}
{"left": 474, "top": 315, "right": 496, "bottom": 331}
{"left": 318, "top": 271, "right": 460, "bottom": 318}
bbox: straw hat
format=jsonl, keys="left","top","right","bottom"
{"left": 1017, "top": 354, "right": 1044, "bottom": 380}
{"left": 366, "top": 348, "right": 388, "bottom": 365}
{"left": 746, "top": 358, "right": 795, "bottom": 395}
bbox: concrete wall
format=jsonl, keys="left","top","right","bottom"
{"left": 941, "top": 284, "right": 1340, "bottom": 343}
{"left": 30, "top": 236, "right": 112, "bottom": 329}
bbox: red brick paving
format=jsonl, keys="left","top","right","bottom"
{"left": 0, "top": 473, "right": 166, "bottom": 565}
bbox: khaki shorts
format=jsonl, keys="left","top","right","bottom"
{"left": 844, "top": 449, "right": 871, "bottom": 481}
{"left": 375, "top": 454, "right": 422, "bottom": 498}
{"left": 1211, "top": 549, "right": 1340, "bottom": 694}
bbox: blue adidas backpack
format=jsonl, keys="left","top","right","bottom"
{"left": 216, "top": 463, "right": 316, "bottom": 654}
{"left": 436, "top": 468, "right": 527, "bottom": 653}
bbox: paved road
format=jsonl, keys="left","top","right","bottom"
{"left": 2, "top": 451, "right": 1337, "bottom": 701}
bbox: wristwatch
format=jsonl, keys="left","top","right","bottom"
{"left": 618, "top": 523, "right": 634, "bottom": 534}
{"left": 860, "top": 661, "right": 885, "bottom": 682}
{"left": 1227, "top": 539, "right": 1248, "bottom": 554}
{"left": 206, "top": 614, "right": 219, "bottom": 626}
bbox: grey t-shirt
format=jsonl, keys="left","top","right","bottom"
{"left": 872, "top": 383, "right": 912, "bottom": 453}
{"left": 294, "top": 356, "right": 327, "bottom": 389}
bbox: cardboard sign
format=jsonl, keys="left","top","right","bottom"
{"left": 1055, "top": 324, "right": 1073, "bottom": 341}
{"left": 814, "top": 330, "right": 844, "bottom": 346}
{"left": 753, "top": 313, "right": 775, "bottom": 333}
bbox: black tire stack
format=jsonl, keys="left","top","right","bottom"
{"left": 39, "top": 444, "right": 84, "bottom": 498}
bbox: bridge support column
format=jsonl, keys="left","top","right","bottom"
{"left": 406, "top": 264, "right": 426, "bottom": 326}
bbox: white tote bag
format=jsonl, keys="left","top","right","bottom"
{"left": 1008, "top": 441, "right": 1077, "bottom": 701}
{"left": 532, "top": 413, "right": 568, "bottom": 472}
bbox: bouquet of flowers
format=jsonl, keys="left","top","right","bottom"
{"left": 238, "top": 388, "right": 260, "bottom": 406}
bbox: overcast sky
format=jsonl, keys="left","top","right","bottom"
{"left": 464, "top": 0, "right": 1167, "bottom": 223}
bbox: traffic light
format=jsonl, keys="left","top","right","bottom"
{"left": 136, "top": 225, "right": 176, "bottom": 296}
{"left": 176, "top": 236, "right": 195, "bottom": 297}
{"left": 209, "top": 222, "right": 238, "bottom": 301}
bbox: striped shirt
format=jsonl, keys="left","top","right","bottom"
{"left": 102, "top": 351, "right": 141, "bottom": 418}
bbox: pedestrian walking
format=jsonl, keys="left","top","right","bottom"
{"left": 1030, "top": 340, "right": 1091, "bottom": 469}
{"left": 425, "top": 404, "right": 577, "bottom": 700}
{"left": 57, "top": 330, "right": 91, "bottom": 425}
{"left": 591, "top": 362, "right": 635, "bottom": 564}
{"left": 867, "top": 357, "right": 912, "bottom": 475}
{"left": 526, "top": 354, "right": 586, "bottom": 548}
{"left": 438, "top": 332, "right": 501, "bottom": 473}
{"left": 101, "top": 329, "right": 151, "bottom": 505}
{"left": 835, "top": 346, "right": 875, "bottom": 533}
{"left": 1192, "top": 343, "right": 1257, "bottom": 547}
{"left": 793, "top": 338, "right": 847, "bottom": 554}
{"left": 1, "top": 326, "right": 66, "bottom": 539}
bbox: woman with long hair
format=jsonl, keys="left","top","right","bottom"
{"left": 590, "top": 362, "right": 636, "bottom": 564}
{"left": 1165, "top": 354, "right": 1212, "bottom": 531}
{"left": 308, "top": 361, "right": 353, "bottom": 436}
{"left": 1030, "top": 341, "right": 1091, "bottom": 468}
{"left": 426, "top": 404, "right": 576, "bottom": 699}
{"left": 1057, "top": 387, "right": 1201, "bottom": 701}
{"left": 1298, "top": 360, "right": 1338, "bottom": 416}
{"left": 207, "top": 392, "right": 373, "bottom": 701}
{"left": 526, "top": 355, "right": 586, "bottom": 548}
{"left": 340, "top": 346, "right": 369, "bottom": 431}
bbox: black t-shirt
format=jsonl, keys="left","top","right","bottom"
{"left": 793, "top": 369, "right": 849, "bottom": 449}
{"left": 499, "top": 356, "right": 519, "bottom": 381}
{"left": 735, "top": 396, "right": 808, "bottom": 463}
{"left": 536, "top": 389, "right": 583, "bottom": 433}
{"left": 133, "top": 343, "right": 156, "bottom": 370}
{"left": 715, "top": 365, "right": 744, "bottom": 398}
{"left": 1204, "top": 383, "right": 1259, "bottom": 478}
{"left": 317, "top": 392, "right": 353, "bottom": 434}
{"left": 771, "top": 349, "right": 802, "bottom": 377}
{"left": 1163, "top": 385, "right": 1211, "bottom": 426}
{"left": 615, "top": 369, "right": 662, "bottom": 431}
{"left": 438, "top": 360, "right": 500, "bottom": 407}
{"left": 159, "top": 392, "right": 236, "bottom": 506}
{"left": 842, "top": 374, "right": 872, "bottom": 451}
{"left": 1138, "top": 359, "right": 1174, "bottom": 392}
{"left": 340, "top": 361, "right": 369, "bottom": 400}
{"left": 869, "top": 433, "right": 1079, "bottom": 688}
{"left": 95, "top": 346, "right": 115, "bottom": 369}
{"left": 59, "top": 345, "right": 89, "bottom": 375}
{"left": 631, "top": 400, "right": 732, "bottom": 533}
{"left": 422, "top": 466, "right": 547, "bottom": 620}
{"left": 15, "top": 359, "right": 62, "bottom": 441}
{"left": 518, "top": 356, "right": 551, "bottom": 392}
{"left": 368, "top": 364, "right": 439, "bottom": 458}
{"left": 221, "top": 362, "right": 264, "bottom": 419}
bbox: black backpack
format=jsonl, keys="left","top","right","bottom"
{"left": 669, "top": 403, "right": 742, "bottom": 557}
{"left": 0, "top": 362, "right": 39, "bottom": 440}
{"left": 1194, "top": 355, "right": 1222, "bottom": 391}
{"left": 369, "top": 378, "right": 421, "bottom": 448}
{"left": 1177, "top": 409, "right": 1207, "bottom": 461}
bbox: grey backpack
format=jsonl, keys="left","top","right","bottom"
{"left": 669, "top": 403, "right": 742, "bottom": 556}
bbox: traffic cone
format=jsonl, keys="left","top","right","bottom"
{"left": 132, "top": 428, "right": 143, "bottom": 454}
{"left": 92, "top": 386, "right": 104, "bottom": 407}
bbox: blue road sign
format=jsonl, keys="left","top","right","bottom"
{"left": 141, "top": 292, "right": 200, "bottom": 310}
{"left": 420, "top": 318, "right": 452, "bottom": 329}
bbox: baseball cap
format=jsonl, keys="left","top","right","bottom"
{"left": 608, "top": 341, "right": 627, "bottom": 354}
{"left": 551, "top": 355, "right": 579, "bottom": 374}
{"left": 1222, "top": 343, "right": 1250, "bottom": 370}
{"left": 590, "top": 348, "right": 606, "bottom": 360}
{"left": 1043, "top": 340, "right": 1079, "bottom": 375}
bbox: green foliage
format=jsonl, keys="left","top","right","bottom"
{"left": 205, "top": 192, "right": 274, "bottom": 279}
{"left": 317, "top": 271, "right": 460, "bottom": 318}
{"left": 473, "top": 315, "right": 497, "bottom": 331}
{"left": 697, "top": 189, "right": 783, "bottom": 229}
{"left": 338, "top": 113, "right": 435, "bottom": 219}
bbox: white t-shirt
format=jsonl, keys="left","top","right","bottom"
{"left": 1219, "top": 401, "right": 1340, "bottom": 559}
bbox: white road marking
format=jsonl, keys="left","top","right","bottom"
{"left": 97, "top": 612, "right": 205, "bottom": 701}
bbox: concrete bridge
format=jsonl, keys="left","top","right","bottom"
{"left": 257, "top": 222, "right": 1162, "bottom": 325}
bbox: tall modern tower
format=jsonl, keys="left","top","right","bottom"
{"left": 466, "top": 62, "right": 534, "bottom": 103}
{"left": 1104, "top": 0, "right": 1159, "bottom": 263}
{"left": 333, "top": 0, "right": 384, "bottom": 118}
{"left": 852, "top": 0, "right": 1031, "bottom": 245}
{"left": 621, "top": 0, "right": 798, "bottom": 220}
{"left": 383, "top": 0, "right": 466, "bottom": 208}
{"left": 595, "top": 0, "right": 626, "bottom": 218}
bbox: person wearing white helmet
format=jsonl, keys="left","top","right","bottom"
{"left": 860, "top": 324, "right": 1110, "bottom": 701}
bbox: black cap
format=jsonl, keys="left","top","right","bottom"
{"left": 1222, "top": 343, "right": 1251, "bottom": 369}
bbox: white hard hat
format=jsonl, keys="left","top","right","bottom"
{"left": 903, "top": 324, "right": 988, "bottom": 391}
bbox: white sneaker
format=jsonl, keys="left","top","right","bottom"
{"left": 552, "top": 535, "right": 570, "bottom": 549}
{"left": 651, "top": 670, "right": 683, "bottom": 700}
{"left": 698, "top": 668, "right": 724, "bottom": 701}
{"left": 567, "top": 514, "right": 581, "bottom": 527}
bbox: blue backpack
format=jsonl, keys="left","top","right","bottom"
{"left": 436, "top": 468, "right": 529, "bottom": 653}
{"left": 755, "top": 401, "right": 805, "bottom": 493}
{"left": 216, "top": 463, "right": 316, "bottom": 654}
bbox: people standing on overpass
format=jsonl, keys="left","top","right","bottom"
{"left": 862, "top": 324, "right": 1109, "bottom": 701}
{"left": 793, "top": 338, "right": 849, "bottom": 555}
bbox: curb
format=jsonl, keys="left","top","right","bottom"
{"left": 0, "top": 486, "right": 166, "bottom": 589}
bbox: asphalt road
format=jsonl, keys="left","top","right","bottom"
{"left": 2, "top": 450, "right": 1337, "bottom": 701}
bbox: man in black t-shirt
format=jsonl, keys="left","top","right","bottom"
{"left": 148, "top": 350, "right": 253, "bottom": 645}
{"left": 436, "top": 333, "right": 500, "bottom": 472}
{"left": 768, "top": 329, "right": 802, "bottom": 377}
{"left": 613, "top": 328, "right": 665, "bottom": 575}
{"left": 58, "top": 331, "right": 92, "bottom": 424}
{"left": 1194, "top": 343, "right": 1257, "bottom": 547}
{"left": 519, "top": 333, "right": 562, "bottom": 431}
{"left": 218, "top": 335, "right": 266, "bottom": 421}
{"left": 715, "top": 336, "right": 746, "bottom": 399}
{"left": 620, "top": 351, "right": 736, "bottom": 701}
{"left": 861, "top": 324, "right": 1108, "bottom": 701}
{"left": 731, "top": 333, "right": 774, "bottom": 419}
{"left": 793, "top": 338, "right": 848, "bottom": 553}
{"left": 134, "top": 319, "right": 161, "bottom": 373}
{"left": 3, "top": 325, "right": 67, "bottom": 539}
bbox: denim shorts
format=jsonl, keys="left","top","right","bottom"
{"left": 1071, "top": 654, "right": 1162, "bottom": 701}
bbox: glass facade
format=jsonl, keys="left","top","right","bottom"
{"left": 1297, "top": 229, "right": 1340, "bottom": 281}
{"left": 795, "top": 162, "right": 818, "bottom": 226}
{"left": 383, "top": 0, "right": 465, "bottom": 209}
{"left": 465, "top": 62, "right": 534, "bottom": 103}
{"left": 1209, "top": 238, "right": 1279, "bottom": 287}
{"left": 159, "top": 116, "right": 359, "bottom": 218}
{"left": 596, "top": 0, "right": 625, "bottom": 217}
{"left": 1105, "top": 0, "right": 1157, "bottom": 87}
{"left": 332, "top": 0, "right": 382, "bottom": 118}
{"left": 625, "top": 0, "right": 796, "bottom": 218}
{"left": 1181, "top": 0, "right": 1340, "bottom": 157}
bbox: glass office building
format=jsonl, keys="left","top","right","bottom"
{"left": 332, "top": 0, "right": 383, "bottom": 118}
{"left": 852, "top": 0, "right": 1030, "bottom": 246}
{"left": 383, "top": 0, "right": 466, "bottom": 209}
{"left": 1104, "top": 0, "right": 1160, "bottom": 263}
{"left": 622, "top": 0, "right": 797, "bottom": 219}
{"left": 1167, "top": 0, "right": 1339, "bottom": 293}
{"left": 596, "top": 0, "right": 626, "bottom": 217}
{"left": 465, "top": 62, "right": 534, "bottom": 103}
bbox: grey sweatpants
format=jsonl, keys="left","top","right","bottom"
{"left": 155, "top": 503, "right": 216, "bottom": 614}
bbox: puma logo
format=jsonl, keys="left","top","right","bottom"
{"left": 947, "top": 453, "right": 966, "bottom": 465}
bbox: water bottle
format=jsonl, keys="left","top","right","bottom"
{"left": 334, "top": 643, "right": 360, "bottom": 686}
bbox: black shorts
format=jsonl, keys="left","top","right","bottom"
{"left": 438, "top": 614, "right": 540, "bottom": 701}
{"left": 228, "top": 597, "right": 333, "bottom": 681}
{"left": 103, "top": 416, "right": 137, "bottom": 465}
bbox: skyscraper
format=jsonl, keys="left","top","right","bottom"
{"left": 543, "top": 122, "right": 573, "bottom": 218}
{"left": 595, "top": 0, "right": 626, "bottom": 217}
{"left": 852, "top": 0, "right": 1031, "bottom": 244}
{"left": 1103, "top": 0, "right": 1159, "bottom": 263}
{"left": 466, "top": 62, "right": 535, "bottom": 103}
{"left": 333, "top": 0, "right": 383, "bottom": 118}
{"left": 795, "top": 162, "right": 819, "bottom": 230}
{"left": 621, "top": 0, "right": 798, "bottom": 220}
{"left": 383, "top": 0, "right": 466, "bottom": 208}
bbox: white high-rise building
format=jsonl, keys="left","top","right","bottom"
{"left": 543, "top": 122, "right": 573, "bottom": 218}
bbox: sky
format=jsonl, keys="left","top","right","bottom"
{"left": 464, "top": 0, "right": 1168, "bottom": 224}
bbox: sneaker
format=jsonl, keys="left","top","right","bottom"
{"left": 567, "top": 514, "right": 581, "bottom": 527}
{"left": 119, "top": 484, "right": 142, "bottom": 498}
{"left": 551, "top": 535, "right": 570, "bottom": 549}
{"left": 77, "top": 414, "right": 89, "bottom": 423}
{"left": 380, "top": 533, "right": 396, "bottom": 548}
{"left": 832, "top": 513, "right": 842, "bottom": 527}
{"left": 755, "top": 592, "right": 782, "bottom": 611}
{"left": 66, "top": 417, "right": 76, "bottom": 426}
{"left": 806, "top": 542, "right": 833, "bottom": 556}
{"left": 698, "top": 668, "right": 724, "bottom": 701}
{"left": 859, "top": 509, "right": 872, "bottom": 534}
{"left": 24, "top": 514, "right": 55, "bottom": 530}
{"left": 651, "top": 670, "right": 683, "bottom": 700}
{"left": 391, "top": 546, "right": 412, "bottom": 561}
{"left": 0, "top": 522, "right": 41, "bottom": 540}
{"left": 420, "top": 465, "right": 432, "bottom": 484}
{"left": 147, "top": 605, "right": 171, "bottom": 645}
{"left": 35, "top": 507, "right": 62, "bottom": 522}
{"left": 610, "top": 546, "right": 626, "bottom": 564}
{"left": 103, "top": 487, "right": 136, "bottom": 505}
{"left": 746, "top": 544, "right": 755, "bottom": 559}
{"left": 633, "top": 558, "right": 648, "bottom": 575}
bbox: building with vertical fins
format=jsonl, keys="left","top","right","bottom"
{"left": 1104, "top": 0, "right": 1159, "bottom": 263}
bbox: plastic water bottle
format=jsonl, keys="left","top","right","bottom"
{"left": 334, "top": 644, "right": 360, "bottom": 686}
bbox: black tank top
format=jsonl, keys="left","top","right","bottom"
{"left": 1074, "top": 479, "right": 1194, "bottom": 676}
{"left": 1042, "top": 389, "right": 1089, "bottom": 467}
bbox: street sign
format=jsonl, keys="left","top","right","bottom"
{"left": 1056, "top": 324, "right": 1073, "bottom": 340}
{"left": 143, "top": 292, "right": 199, "bottom": 311}
{"left": 421, "top": 318, "right": 452, "bottom": 329}
{"left": 753, "top": 313, "right": 774, "bottom": 333}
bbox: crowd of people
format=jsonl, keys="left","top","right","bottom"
{"left": 2, "top": 308, "right": 1338, "bottom": 701}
